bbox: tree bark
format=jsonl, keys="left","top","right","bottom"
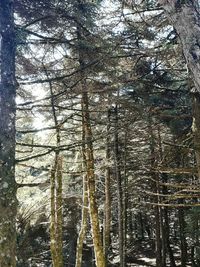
{"left": 48, "top": 72, "right": 63, "bottom": 267}
{"left": 192, "top": 93, "right": 200, "bottom": 180}
{"left": 103, "top": 107, "right": 112, "bottom": 266}
{"left": 123, "top": 129, "right": 128, "bottom": 265}
{"left": 76, "top": 4, "right": 105, "bottom": 264}
{"left": 178, "top": 206, "right": 187, "bottom": 267}
{"left": 75, "top": 123, "right": 88, "bottom": 267}
{"left": 81, "top": 87, "right": 105, "bottom": 267}
{"left": 75, "top": 174, "right": 88, "bottom": 267}
{"left": 0, "top": 1, "right": 17, "bottom": 266}
{"left": 158, "top": 0, "right": 200, "bottom": 180}
{"left": 158, "top": 0, "right": 200, "bottom": 91}
{"left": 114, "top": 105, "right": 125, "bottom": 267}
{"left": 148, "top": 115, "right": 162, "bottom": 267}
{"left": 50, "top": 154, "right": 63, "bottom": 267}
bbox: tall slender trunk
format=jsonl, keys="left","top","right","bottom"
{"left": 192, "top": 93, "right": 200, "bottom": 180}
{"left": 157, "top": 127, "right": 166, "bottom": 267}
{"left": 160, "top": 208, "right": 167, "bottom": 267}
{"left": 160, "top": 207, "right": 167, "bottom": 267}
{"left": 75, "top": 121, "right": 88, "bottom": 267}
{"left": 75, "top": 174, "right": 88, "bottom": 267}
{"left": 123, "top": 129, "right": 128, "bottom": 263}
{"left": 178, "top": 206, "right": 187, "bottom": 267}
{"left": 157, "top": 126, "right": 176, "bottom": 267}
{"left": 155, "top": 205, "right": 162, "bottom": 267}
{"left": 56, "top": 156, "right": 63, "bottom": 267}
{"left": 76, "top": 7, "right": 105, "bottom": 264}
{"left": 148, "top": 115, "right": 162, "bottom": 267}
{"left": 103, "top": 107, "right": 112, "bottom": 266}
{"left": 50, "top": 155, "right": 63, "bottom": 267}
{"left": 47, "top": 72, "right": 63, "bottom": 267}
{"left": 81, "top": 88, "right": 105, "bottom": 267}
{"left": 0, "top": 1, "right": 17, "bottom": 266}
{"left": 114, "top": 105, "right": 125, "bottom": 267}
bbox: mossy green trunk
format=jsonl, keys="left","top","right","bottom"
{"left": 81, "top": 90, "right": 105, "bottom": 267}
{"left": 50, "top": 155, "right": 63, "bottom": 267}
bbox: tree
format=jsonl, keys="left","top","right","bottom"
{"left": 3, "top": 0, "right": 200, "bottom": 266}
{"left": 0, "top": 0, "right": 18, "bottom": 266}
{"left": 157, "top": 0, "right": 200, "bottom": 179}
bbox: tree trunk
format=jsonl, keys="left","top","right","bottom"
{"left": 103, "top": 107, "right": 112, "bottom": 266}
{"left": 56, "top": 157, "right": 63, "bottom": 267}
{"left": 158, "top": 0, "right": 200, "bottom": 179}
{"left": 178, "top": 206, "right": 187, "bottom": 267}
{"left": 114, "top": 105, "right": 125, "bottom": 267}
{"left": 192, "top": 93, "right": 200, "bottom": 180}
{"left": 75, "top": 174, "right": 88, "bottom": 267}
{"left": 50, "top": 155, "right": 63, "bottom": 267}
{"left": 123, "top": 129, "right": 128, "bottom": 265}
{"left": 48, "top": 72, "right": 63, "bottom": 267}
{"left": 76, "top": 6, "right": 105, "bottom": 264}
{"left": 76, "top": 123, "right": 88, "bottom": 267}
{"left": 158, "top": 0, "right": 200, "bottom": 91}
{"left": 155, "top": 205, "right": 162, "bottom": 267}
{"left": 81, "top": 88, "right": 105, "bottom": 267}
{"left": 161, "top": 208, "right": 167, "bottom": 267}
{"left": 0, "top": 1, "right": 17, "bottom": 266}
{"left": 148, "top": 115, "right": 162, "bottom": 267}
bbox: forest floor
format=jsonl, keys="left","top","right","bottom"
{"left": 110, "top": 239, "right": 195, "bottom": 267}
{"left": 111, "top": 240, "right": 156, "bottom": 267}
{"left": 127, "top": 240, "right": 156, "bottom": 267}
{"left": 124, "top": 240, "right": 191, "bottom": 267}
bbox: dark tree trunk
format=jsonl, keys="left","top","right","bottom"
{"left": 103, "top": 107, "right": 112, "bottom": 266}
{"left": 160, "top": 208, "right": 167, "bottom": 267}
{"left": 178, "top": 207, "right": 187, "bottom": 267}
{"left": 0, "top": 1, "right": 17, "bottom": 266}
{"left": 155, "top": 205, "right": 162, "bottom": 267}
{"left": 123, "top": 128, "right": 128, "bottom": 265}
{"left": 163, "top": 207, "right": 177, "bottom": 267}
{"left": 148, "top": 115, "right": 162, "bottom": 267}
{"left": 139, "top": 212, "right": 145, "bottom": 240}
{"left": 192, "top": 93, "right": 200, "bottom": 179}
{"left": 114, "top": 105, "right": 125, "bottom": 267}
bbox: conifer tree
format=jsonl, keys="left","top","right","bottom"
{"left": 0, "top": 1, "right": 18, "bottom": 266}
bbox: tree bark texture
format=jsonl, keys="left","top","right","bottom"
{"left": 158, "top": 0, "right": 200, "bottom": 91}
{"left": 103, "top": 108, "right": 112, "bottom": 266}
{"left": 0, "top": 1, "right": 17, "bottom": 266}
{"left": 178, "top": 207, "right": 187, "bottom": 267}
{"left": 81, "top": 87, "right": 105, "bottom": 267}
{"left": 75, "top": 125, "right": 88, "bottom": 267}
{"left": 114, "top": 105, "right": 125, "bottom": 267}
{"left": 50, "top": 155, "right": 63, "bottom": 267}
{"left": 148, "top": 115, "right": 162, "bottom": 267}
{"left": 75, "top": 173, "right": 88, "bottom": 267}
{"left": 192, "top": 93, "right": 200, "bottom": 180}
{"left": 76, "top": 5, "right": 105, "bottom": 263}
{"left": 48, "top": 68, "right": 63, "bottom": 267}
{"left": 158, "top": 0, "right": 200, "bottom": 180}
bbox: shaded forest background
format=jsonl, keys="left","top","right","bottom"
{"left": 1, "top": 0, "right": 200, "bottom": 267}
